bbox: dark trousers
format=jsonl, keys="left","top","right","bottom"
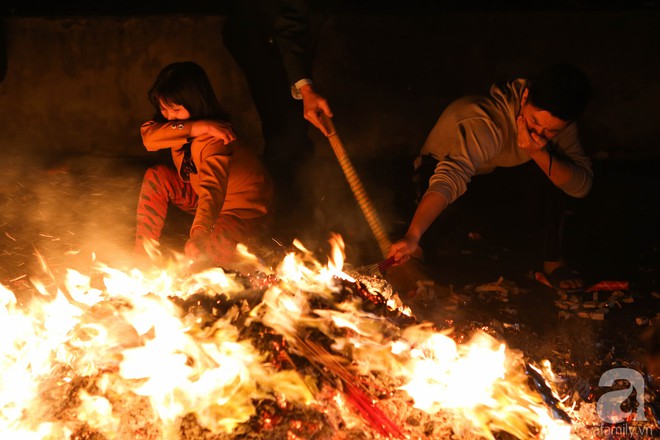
{"left": 222, "top": 22, "right": 315, "bottom": 230}
{"left": 414, "top": 155, "right": 567, "bottom": 263}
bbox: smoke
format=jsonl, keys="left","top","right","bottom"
{"left": 0, "top": 153, "right": 146, "bottom": 292}
{"left": 292, "top": 125, "right": 419, "bottom": 268}
{"left": 289, "top": 138, "right": 392, "bottom": 267}
{"left": 0, "top": 133, "right": 414, "bottom": 292}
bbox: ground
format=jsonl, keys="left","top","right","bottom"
{"left": 372, "top": 153, "right": 660, "bottom": 436}
{"left": 1, "top": 150, "right": 659, "bottom": 436}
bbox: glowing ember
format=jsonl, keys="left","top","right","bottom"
{"left": 0, "top": 235, "right": 583, "bottom": 439}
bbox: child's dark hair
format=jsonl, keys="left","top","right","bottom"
{"left": 148, "top": 61, "right": 230, "bottom": 121}
{"left": 527, "top": 64, "right": 592, "bottom": 122}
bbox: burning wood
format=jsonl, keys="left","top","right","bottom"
{"left": 1, "top": 235, "right": 655, "bottom": 439}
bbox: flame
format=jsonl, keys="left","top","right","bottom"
{"left": 0, "top": 235, "right": 577, "bottom": 438}
{"left": 396, "top": 328, "right": 569, "bottom": 439}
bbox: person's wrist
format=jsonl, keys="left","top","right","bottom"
{"left": 189, "top": 120, "right": 202, "bottom": 137}
{"left": 190, "top": 225, "right": 210, "bottom": 239}
{"left": 299, "top": 83, "right": 315, "bottom": 98}
{"left": 528, "top": 147, "right": 547, "bottom": 159}
{"left": 291, "top": 78, "right": 313, "bottom": 100}
{"left": 404, "top": 231, "right": 421, "bottom": 244}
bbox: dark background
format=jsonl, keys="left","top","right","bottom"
{"left": 0, "top": 0, "right": 658, "bottom": 414}
{"left": 0, "top": 1, "right": 658, "bottom": 273}
{"left": 3, "top": 0, "right": 660, "bottom": 15}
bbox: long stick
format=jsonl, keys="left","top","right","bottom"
{"left": 295, "top": 336, "right": 406, "bottom": 438}
{"left": 321, "top": 115, "right": 392, "bottom": 258}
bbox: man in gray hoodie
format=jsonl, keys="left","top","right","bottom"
{"left": 390, "top": 64, "right": 592, "bottom": 292}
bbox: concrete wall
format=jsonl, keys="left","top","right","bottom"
{"left": 1, "top": 9, "right": 659, "bottom": 163}
{"left": 1, "top": 15, "right": 261, "bottom": 161}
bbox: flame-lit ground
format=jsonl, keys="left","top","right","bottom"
{"left": 1, "top": 153, "right": 658, "bottom": 439}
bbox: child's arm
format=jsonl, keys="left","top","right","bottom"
{"left": 190, "top": 120, "right": 236, "bottom": 145}
{"left": 140, "top": 120, "right": 236, "bottom": 151}
{"left": 140, "top": 120, "right": 192, "bottom": 151}
{"left": 185, "top": 142, "right": 233, "bottom": 260}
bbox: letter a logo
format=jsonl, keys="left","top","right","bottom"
{"left": 597, "top": 368, "right": 646, "bottom": 424}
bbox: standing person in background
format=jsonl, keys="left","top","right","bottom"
{"left": 0, "top": 20, "right": 6, "bottom": 83}
{"left": 135, "top": 61, "right": 274, "bottom": 271}
{"left": 221, "top": 0, "right": 334, "bottom": 241}
{"left": 390, "top": 64, "right": 593, "bottom": 293}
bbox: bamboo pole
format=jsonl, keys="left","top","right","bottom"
{"left": 321, "top": 115, "right": 392, "bottom": 258}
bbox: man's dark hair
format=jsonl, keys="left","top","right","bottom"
{"left": 527, "top": 64, "right": 592, "bottom": 122}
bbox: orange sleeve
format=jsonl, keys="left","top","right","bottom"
{"left": 140, "top": 120, "right": 194, "bottom": 152}
{"left": 190, "top": 138, "right": 233, "bottom": 235}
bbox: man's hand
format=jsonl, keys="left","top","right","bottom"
{"left": 191, "top": 120, "right": 236, "bottom": 144}
{"left": 300, "top": 84, "right": 333, "bottom": 136}
{"left": 389, "top": 191, "right": 447, "bottom": 265}
{"left": 516, "top": 116, "right": 548, "bottom": 154}
{"left": 389, "top": 233, "right": 422, "bottom": 265}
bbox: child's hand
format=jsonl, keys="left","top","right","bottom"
{"left": 185, "top": 238, "right": 203, "bottom": 261}
{"left": 191, "top": 120, "right": 236, "bottom": 144}
{"left": 185, "top": 228, "right": 209, "bottom": 262}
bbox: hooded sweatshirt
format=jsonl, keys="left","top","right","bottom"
{"left": 418, "top": 78, "right": 593, "bottom": 205}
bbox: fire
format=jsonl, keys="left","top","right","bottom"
{"left": 0, "top": 235, "right": 576, "bottom": 439}
{"left": 396, "top": 328, "right": 571, "bottom": 439}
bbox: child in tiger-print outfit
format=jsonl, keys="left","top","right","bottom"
{"left": 135, "top": 61, "right": 274, "bottom": 270}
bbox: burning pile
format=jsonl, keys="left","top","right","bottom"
{"left": 1, "top": 235, "right": 584, "bottom": 439}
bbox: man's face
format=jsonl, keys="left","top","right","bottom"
{"left": 519, "top": 89, "right": 568, "bottom": 142}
